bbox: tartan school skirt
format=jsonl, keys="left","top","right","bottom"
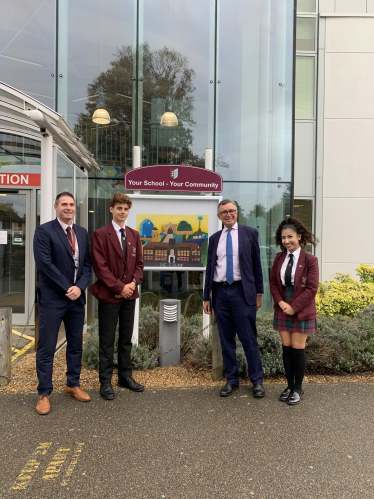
{"left": 273, "top": 285, "right": 317, "bottom": 333}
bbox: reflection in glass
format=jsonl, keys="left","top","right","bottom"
{"left": 142, "top": 0, "right": 214, "bottom": 167}
{"left": 0, "top": 133, "right": 41, "bottom": 171}
{"left": 0, "top": 0, "right": 55, "bottom": 108}
{"left": 219, "top": 182, "right": 291, "bottom": 310}
{"left": 294, "top": 199, "right": 313, "bottom": 254}
{"left": 56, "top": 151, "right": 74, "bottom": 195}
{"left": 216, "top": 0, "right": 294, "bottom": 182}
{"left": 68, "top": 0, "right": 133, "bottom": 174}
{"left": 295, "top": 56, "right": 315, "bottom": 118}
{"left": 0, "top": 193, "right": 26, "bottom": 313}
{"left": 296, "top": 17, "right": 316, "bottom": 52}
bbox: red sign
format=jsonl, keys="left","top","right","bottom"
{"left": 125, "top": 165, "right": 222, "bottom": 193}
{"left": 0, "top": 173, "right": 41, "bottom": 186}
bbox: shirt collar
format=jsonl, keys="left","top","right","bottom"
{"left": 57, "top": 218, "right": 73, "bottom": 232}
{"left": 112, "top": 220, "right": 126, "bottom": 233}
{"left": 223, "top": 222, "right": 238, "bottom": 232}
{"left": 287, "top": 246, "right": 301, "bottom": 259}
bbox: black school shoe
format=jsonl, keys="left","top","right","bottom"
{"left": 279, "top": 388, "right": 292, "bottom": 402}
{"left": 287, "top": 390, "right": 304, "bottom": 405}
{"left": 253, "top": 384, "right": 265, "bottom": 398}
{"left": 220, "top": 382, "right": 239, "bottom": 397}
{"left": 100, "top": 383, "right": 115, "bottom": 400}
{"left": 117, "top": 376, "right": 144, "bottom": 392}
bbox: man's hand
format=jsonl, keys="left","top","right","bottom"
{"left": 203, "top": 300, "right": 211, "bottom": 315}
{"left": 256, "top": 294, "right": 262, "bottom": 312}
{"left": 66, "top": 286, "right": 82, "bottom": 300}
{"left": 115, "top": 283, "right": 134, "bottom": 299}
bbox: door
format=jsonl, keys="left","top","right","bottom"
{"left": 0, "top": 190, "right": 34, "bottom": 325}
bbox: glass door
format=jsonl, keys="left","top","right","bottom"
{"left": 0, "top": 191, "right": 32, "bottom": 324}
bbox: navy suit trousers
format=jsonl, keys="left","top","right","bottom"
{"left": 213, "top": 282, "right": 263, "bottom": 385}
{"left": 36, "top": 300, "right": 85, "bottom": 395}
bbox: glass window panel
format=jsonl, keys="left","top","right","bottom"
{"left": 141, "top": 0, "right": 214, "bottom": 167}
{"left": 297, "top": 0, "right": 316, "bottom": 13}
{"left": 64, "top": 0, "right": 134, "bottom": 172}
{"left": 294, "top": 198, "right": 313, "bottom": 253}
{"left": 0, "top": 133, "right": 41, "bottom": 171}
{"left": 219, "top": 182, "right": 291, "bottom": 311}
{"left": 0, "top": 193, "right": 26, "bottom": 313}
{"left": 56, "top": 151, "right": 74, "bottom": 195}
{"left": 217, "top": 0, "right": 294, "bottom": 182}
{"left": 0, "top": 0, "right": 55, "bottom": 108}
{"left": 296, "top": 17, "right": 316, "bottom": 51}
{"left": 295, "top": 56, "right": 315, "bottom": 118}
{"left": 75, "top": 168, "right": 88, "bottom": 230}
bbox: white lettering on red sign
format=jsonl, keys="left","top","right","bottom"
{"left": 0, "top": 174, "right": 30, "bottom": 185}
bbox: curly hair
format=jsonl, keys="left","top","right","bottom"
{"left": 275, "top": 217, "right": 318, "bottom": 251}
{"left": 110, "top": 192, "right": 132, "bottom": 209}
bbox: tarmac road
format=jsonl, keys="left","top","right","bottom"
{"left": 0, "top": 383, "right": 373, "bottom": 499}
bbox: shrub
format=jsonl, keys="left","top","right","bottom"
{"left": 356, "top": 264, "right": 374, "bottom": 284}
{"left": 316, "top": 272, "right": 374, "bottom": 317}
{"left": 138, "top": 305, "right": 159, "bottom": 349}
{"left": 131, "top": 344, "right": 159, "bottom": 370}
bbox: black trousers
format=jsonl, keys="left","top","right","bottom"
{"left": 98, "top": 299, "right": 136, "bottom": 383}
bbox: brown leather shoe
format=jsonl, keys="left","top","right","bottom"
{"left": 36, "top": 395, "right": 50, "bottom": 415}
{"left": 65, "top": 386, "right": 91, "bottom": 402}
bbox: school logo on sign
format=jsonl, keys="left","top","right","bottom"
{"left": 170, "top": 168, "right": 178, "bottom": 179}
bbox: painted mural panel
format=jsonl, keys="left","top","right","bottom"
{"left": 137, "top": 213, "right": 209, "bottom": 268}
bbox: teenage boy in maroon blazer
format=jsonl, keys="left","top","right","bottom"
{"left": 89, "top": 192, "right": 144, "bottom": 400}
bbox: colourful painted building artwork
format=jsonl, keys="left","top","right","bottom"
{"left": 137, "top": 214, "right": 209, "bottom": 268}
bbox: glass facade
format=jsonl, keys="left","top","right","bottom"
{"left": 1, "top": 0, "right": 295, "bottom": 314}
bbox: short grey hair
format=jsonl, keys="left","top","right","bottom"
{"left": 217, "top": 199, "right": 238, "bottom": 214}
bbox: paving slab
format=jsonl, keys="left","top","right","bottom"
{"left": 0, "top": 383, "right": 373, "bottom": 499}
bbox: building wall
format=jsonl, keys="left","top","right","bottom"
{"left": 319, "top": 11, "right": 374, "bottom": 280}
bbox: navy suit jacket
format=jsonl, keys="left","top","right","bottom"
{"left": 203, "top": 224, "right": 264, "bottom": 307}
{"left": 33, "top": 219, "right": 92, "bottom": 308}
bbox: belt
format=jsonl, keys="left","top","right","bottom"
{"left": 215, "top": 280, "right": 242, "bottom": 286}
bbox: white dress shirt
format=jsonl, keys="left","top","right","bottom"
{"left": 112, "top": 220, "right": 126, "bottom": 248}
{"left": 280, "top": 247, "right": 301, "bottom": 286}
{"left": 213, "top": 222, "right": 241, "bottom": 282}
{"left": 57, "top": 218, "right": 79, "bottom": 283}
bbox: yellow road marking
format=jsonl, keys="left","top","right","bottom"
{"left": 42, "top": 448, "right": 71, "bottom": 480}
{"left": 10, "top": 443, "right": 52, "bottom": 490}
{"left": 11, "top": 339, "right": 35, "bottom": 362}
{"left": 60, "top": 443, "right": 85, "bottom": 486}
{"left": 12, "top": 329, "right": 34, "bottom": 341}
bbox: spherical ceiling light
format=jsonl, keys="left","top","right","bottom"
{"left": 160, "top": 111, "right": 178, "bottom": 127}
{"left": 92, "top": 108, "right": 110, "bottom": 124}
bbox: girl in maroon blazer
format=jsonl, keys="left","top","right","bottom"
{"left": 269, "top": 217, "right": 319, "bottom": 406}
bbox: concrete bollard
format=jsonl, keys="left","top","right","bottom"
{"left": 0, "top": 307, "right": 12, "bottom": 386}
{"left": 159, "top": 299, "right": 181, "bottom": 367}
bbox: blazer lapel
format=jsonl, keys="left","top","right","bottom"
{"left": 53, "top": 219, "right": 74, "bottom": 260}
{"left": 212, "top": 230, "right": 222, "bottom": 262}
{"left": 107, "top": 223, "right": 125, "bottom": 260}
{"left": 294, "top": 248, "right": 306, "bottom": 291}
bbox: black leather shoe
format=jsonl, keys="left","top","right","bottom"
{"left": 253, "top": 383, "right": 265, "bottom": 398}
{"left": 100, "top": 383, "right": 115, "bottom": 400}
{"left": 287, "top": 390, "right": 304, "bottom": 405}
{"left": 117, "top": 376, "right": 144, "bottom": 392}
{"left": 220, "top": 382, "right": 239, "bottom": 397}
{"left": 279, "top": 388, "right": 292, "bottom": 402}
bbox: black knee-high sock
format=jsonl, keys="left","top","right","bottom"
{"left": 292, "top": 348, "right": 306, "bottom": 394}
{"left": 282, "top": 345, "right": 294, "bottom": 390}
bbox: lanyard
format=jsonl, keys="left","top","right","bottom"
{"left": 66, "top": 228, "right": 76, "bottom": 256}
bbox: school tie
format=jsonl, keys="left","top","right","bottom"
{"left": 226, "top": 228, "right": 234, "bottom": 285}
{"left": 285, "top": 253, "right": 294, "bottom": 287}
{"left": 119, "top": 228, "right": 127, "bottom": 260}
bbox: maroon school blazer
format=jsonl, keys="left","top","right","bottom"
{"left": 89, "top": 223, "right": 144, "bottom": 304}
{"left": 269, "top": 248, "right": 319, "bottom": 321}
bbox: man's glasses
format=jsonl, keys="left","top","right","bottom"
{"left": 219, "top": 209, "right": 237, "bottom": 216}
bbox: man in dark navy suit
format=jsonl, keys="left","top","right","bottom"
{"left": 33, "top": 192, "right": 91, "bottom": 415}
{"left": 203, "top": 199, "right": 265, "bottom": 398}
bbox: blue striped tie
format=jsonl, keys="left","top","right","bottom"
{"left": 226, "top": 228, "right": 234, "bottom": 284}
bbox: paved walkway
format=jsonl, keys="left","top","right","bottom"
{"left": 0, "top": 383, "right": 373, "bottom": 499}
